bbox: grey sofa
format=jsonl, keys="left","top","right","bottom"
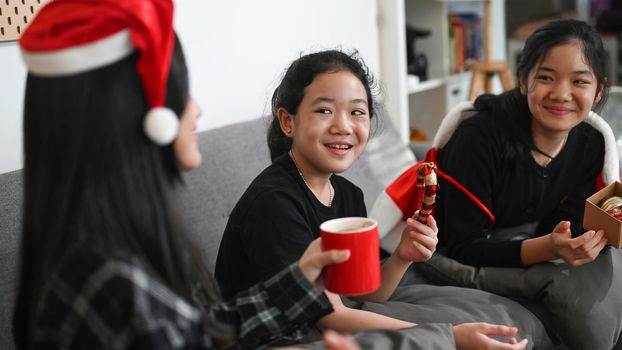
{"left": 0, "top": 112, "right": 417, "bottom": 349}
{"left": 2, "top": 113, "right": 556, "bottom": 349}
{"left": 1, "top": 169, "right": 22, "bottom": 349}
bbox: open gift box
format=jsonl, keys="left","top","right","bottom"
{"left": 584, "top": 181, "right": 622, "bottom": 248}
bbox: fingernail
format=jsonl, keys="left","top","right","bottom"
{"left": 324, "top": 330, "right": 338, "bottom": 342}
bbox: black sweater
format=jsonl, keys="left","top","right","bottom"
{"left": 436, "top": 111, "right": 604, "bottom": 267}
{"left": 215, "top": 154, "right": 366, "bottom": 299}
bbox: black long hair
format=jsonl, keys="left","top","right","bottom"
{"left": 268, "top": 49, "right": 378, "bottom": 161}
{"left": 473, "top": 19, "right": 608, "bottom": 162}
{"left": 13, "top": 37, "right": 232, "bottom": 347}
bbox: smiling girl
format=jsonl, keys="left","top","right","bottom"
{"left": 215, "top": 49, "right": 539, "bottom": 349}
{"left": 435, "top": 19, "right": 613, "bottom": 268}
{"left": 216, "top": 50, "right": 436, "bottom": 329}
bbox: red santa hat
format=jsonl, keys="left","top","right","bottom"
{"left": 19, "top": 0, "right": 179, "bottom": 145}
{"left": 371, "top": 101, "right": 620, "bottom": 252}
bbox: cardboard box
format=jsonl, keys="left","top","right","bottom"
{"left": 584, "top": 181, "right": 622, "bottom": 248}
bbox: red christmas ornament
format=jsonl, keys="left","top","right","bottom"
{"left": 601, "top": 196, "right": 622, "bottom": 221}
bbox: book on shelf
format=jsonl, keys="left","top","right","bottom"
{"left": 448, "top": 12, "right": 482, "bottom": 74}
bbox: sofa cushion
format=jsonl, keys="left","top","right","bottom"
{"left": 0, "top": 170, "right": 22, "bottom": 350}
{"left": 175, "top": 118, "right": 272, "bottom": 272}
{"left": 418, "top": 250, "right": 622, "bottom": 349}
{"left": 361, "top": 285, "right": 552, "bottom": 349}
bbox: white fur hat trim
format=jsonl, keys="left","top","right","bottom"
{"left": 143, "top": 107, "right": 179, "bottom": 146}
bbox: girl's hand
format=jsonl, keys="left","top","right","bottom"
{"left": 394, "top": 212, "right": 438, "bottom": 263}
{"left": 549, "top": 221, "right": 607, "bottom": 267}
{"left": 322, "top": 330, "right": 361, "bottom": 350}
{"left": 299, "top": 238, "right": 350, "bottom": 290}
{"left": 453, "top": 323, "right": 528, "bottom": 350}
{"left": 273, "top": 330, "right": 361, "bottom": 350}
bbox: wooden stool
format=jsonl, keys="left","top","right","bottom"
{"left": 467, "top": 0, "right": 515, "bottom": 101}
{"left": 468, "top": 61, "right": 515, "bottom": 100}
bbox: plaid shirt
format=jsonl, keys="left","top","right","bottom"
{"left": 32, "top": 246, "right": 332, "bottom": 349}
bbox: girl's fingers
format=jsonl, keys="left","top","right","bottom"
{"left": 596, "top": 238, "right": 608, "bottom": 252}
{"left": 571, "top": 239, "right": 606, "bottom": 266}
{"left": 426, "top": 214, "right": 438, "bottom": 232}
{"left": 409, "top": 233, "right": 437, "bottom": 249}
{"left": 568, "top": 230, "right": 598, "bottom": 250}
{"left": 553, "top": 220, "right": 571, "bottom": 233}
{"left": 412, "top": 240, "right": 434, "bottom": 259}
{"left": 510, "top": 339, "right": 529, "bottom": 349}
{"left": 479, "top": 324, "right": 518, "bottom": 337}
{"left": 406, "top": 218, "right": 436, "bottom": 237}
{"left": 584, "top": 230, "right": 605, "bottom": 250}
{"left": 407, "top": 217, "right": 437, "bottom": 233}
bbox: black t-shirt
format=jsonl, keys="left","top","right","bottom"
{"left": 215, "top": 154, "right": 367, "bottom": 299}
{"left": 435, "top": 110, "right": 604, "bottom": 267}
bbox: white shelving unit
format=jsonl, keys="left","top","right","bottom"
{"left": 377, "top": 0, "right": 506, "bottom": 142}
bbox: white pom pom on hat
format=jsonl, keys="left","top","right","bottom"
{"left": 19, "top": 0, "right": 179, "bottom": 146}
{"left": 144, "top": 107, "right": 179, "bottom": 145}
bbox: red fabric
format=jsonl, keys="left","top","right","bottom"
{"left": 385, "top": 147, "right": 496, "bottom": 224}
{"left": 20, "top": 0, "right": 174, "bottom": 109}
{"left": 385, "top": 160, "right": 427, "bottom": 219}
{"left": 596, "top": 174, "right": 606, "bottom": 192}
{"left": 388, "top": 146, "right": 612, "bottom": 224}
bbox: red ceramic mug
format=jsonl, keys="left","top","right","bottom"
{"left": 320, "top": 217, "right": 381, "bottom": 295}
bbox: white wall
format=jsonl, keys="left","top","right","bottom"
{"left": 0, "top": 0, "right": 377, "bottom": 174}
{"left": 0, "top": 41, "right": 27, "bottom": 175}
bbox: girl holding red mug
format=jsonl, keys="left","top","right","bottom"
{"left": 216, "top": 49, "right": 535, "bottom": 349}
